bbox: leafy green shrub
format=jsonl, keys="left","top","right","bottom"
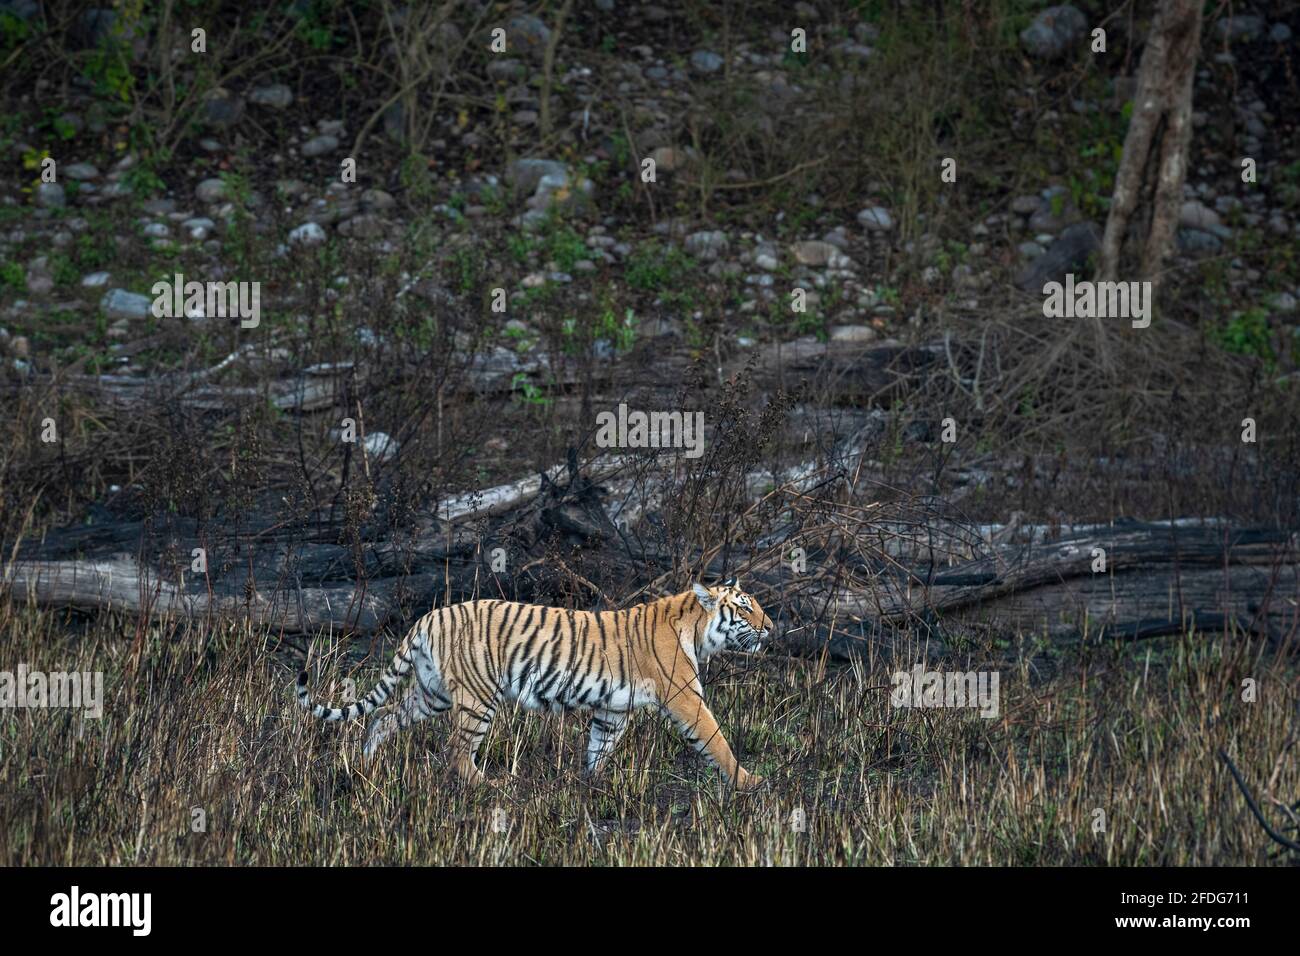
{"left": 0, "top": 260, "right": 25, "bottom": 291}
{"left": 1214, "top": 308, "right": 1274, "bottom": 368}
{"left": 625, "top": 241, "right": 693, "bottom": 291}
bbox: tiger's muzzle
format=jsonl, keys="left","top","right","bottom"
{"left": 731, "top": 624, "right": 770, "bottom": 653}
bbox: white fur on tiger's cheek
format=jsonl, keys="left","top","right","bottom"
{"left": 693, "top": 615, "right": 727, "bottom": 660}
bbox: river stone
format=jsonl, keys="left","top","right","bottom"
{"left": 302, "top": 134, "right": 339, "bottom": 157}
{"left": 1020, "top": 5, "right": 1087, "bottom": 60}
{"left": 249, "top": 84, "right": 294, "bottom": 109}
{"left": 101, "top": 289, "right": 153, "bottom": 320}
{"left": 1014, "top": 221, "right": 1100, "bottom": 291}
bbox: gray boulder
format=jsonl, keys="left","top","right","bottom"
{"left": 302, "top": 134, "right": 339, "bottom": 158}
{"left": 507, "top": 158, "right": 569, "bottom": 196}
{"left": 1020, "top": 5, "right": 1088, "bottom": 60}
{"left": 1176, "top": 229, "right": 1222, "bottom": 257}
{"left": 685, "top": 230, "right": 729, "bottom": 262}
{"left": 1214, "top": 15, "right": 1265, "bottom": 42}
{"left": 101, "top": 289, "right": 153, "bottom": 320}
{"left": 202, "top": 88, "right": 245, "bottom": 130}
{"left": 857, "top": 206, "right": 894, "bottom": 231}
{"left": 0, "top": 0, "right": 39, "bottom": 21}
{"left": 1015, "top": 221, "right": 1100, "bottom": 291}
{"left": 35, "top": 183, "right": 65, "bottom": 208}
{"left": 249, "top": 84, "right": 294, "bottom": 109}
{"left": 505, "top": 15, "right": 550, "bottom": 61}
{"left": 195, "top": 178, "right": 228, "bottom": 203}
{"left": 690, "top": 50, "right": 724, "bottom": 74}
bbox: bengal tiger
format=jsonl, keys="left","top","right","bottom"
{"left": 296, "top": 580, "right": 772, "bottom": 790}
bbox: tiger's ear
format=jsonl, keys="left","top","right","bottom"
{"left": 723, "top": 576, "right": 739, "bottom": 588}
{"left": 692, "top": 582, "right": 717, "bottom": 611}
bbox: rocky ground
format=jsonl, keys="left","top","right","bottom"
{"left": 3, "top": 2, "right": 1297, "bottom": 370}
{"left": 0, "top": 1, "right": 1298, "bottom": 538}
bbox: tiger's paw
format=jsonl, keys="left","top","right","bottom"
{"left": 735, "top": 769, "right": 765, "bottom": 791}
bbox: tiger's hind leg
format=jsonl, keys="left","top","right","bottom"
{"left": 448, "top": 690, "right": 499, "bottom": 785}
{"left": 363, "top": 684, "right": 450, "bottom": 760}
{"left": 584, "top": 709, "right": 629, "bottom": 778}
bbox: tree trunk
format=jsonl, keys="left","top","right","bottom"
{"left": 1098, "top": 0, "right": 1203, "bottom": 290}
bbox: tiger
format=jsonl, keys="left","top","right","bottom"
{"left": 296, "top": 579, "right": 772, "bottom": 790}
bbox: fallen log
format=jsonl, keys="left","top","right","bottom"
{"left": 437, "top": 454, "right": 634, "bottom": 522}
{"left": 723, "top": 335, "right": 940, "bottom": 406}
{"left": 4, "top": 395, "right": 1295, "bottom": 658}
{"left": 6, "top": 498, "right": 1296, "bottom": 658}
{"left": 818, "top": 522, "right": 1300, "bottom": 649}
{"left": 35, "top": 332, "right": 937, "bottom": 427}
{"left": 63, "top": 361, "right": 362, "bottom": 412}
{"left": 2, "top": 557, "right": 440, "bottom": 634}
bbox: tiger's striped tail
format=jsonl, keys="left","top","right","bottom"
{"left": 296, "top": 632, "right": 419, "bottom": 722}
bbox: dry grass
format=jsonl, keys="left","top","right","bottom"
{"left": 1, "top": 595, "right": 1295, "bottom": 866}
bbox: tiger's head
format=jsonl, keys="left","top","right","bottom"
{"left": 691, "top": 579, "right": 773, "bottom": 656}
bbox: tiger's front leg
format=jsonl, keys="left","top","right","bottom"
{"left": 659, "top": 682, "right": 763, "bottom": 791}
